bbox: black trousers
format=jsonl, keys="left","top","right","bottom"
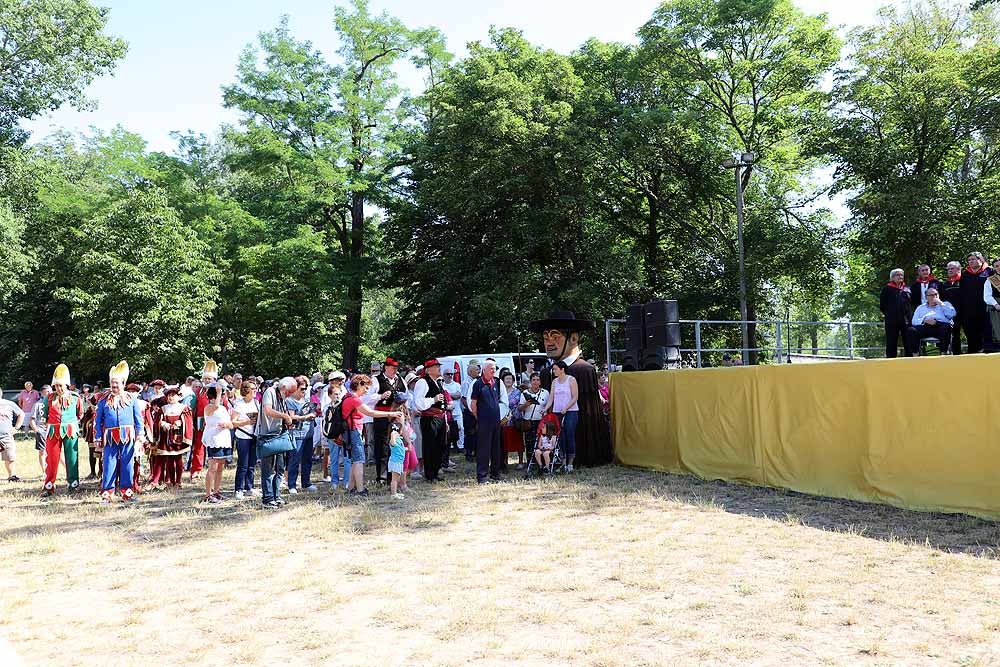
{"left": 420, "top": 416, "right": 447, "bottom": 481}
{"left": 522, "top": 420, "right": 540, "bottom": 458}
{"left": 906, "top": 322, "right": 952, "bottom": 355}
{"left": 884, "top": 320, "right": 912, "bottom": 358}
{"left": 961, "top": 313, "right": 985, "bottom": 354}
{"left": 476, "top": 420, "right": 502, "bottom": 483}
{"left": 373, "top": 418, "right": 390, "bottom": 482}
{"left": 462, "top": 409, "right": 477, "bottom": 460}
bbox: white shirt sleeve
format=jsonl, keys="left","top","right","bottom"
{"left": 985, "top": 280, "right": 998, "bottom": 308}
{"left": 412, "top": 380, "right": 435, "bottom": 412}
{"left": 912, "top": 305, "right": 926, "bottom": 327}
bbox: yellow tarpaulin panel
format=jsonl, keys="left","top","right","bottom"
{"left": 610, "top": 355, "right": 1000, "bottom": 519}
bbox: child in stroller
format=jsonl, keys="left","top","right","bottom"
{"left": 525, "top": 412, "right": 562, "bottom": 477}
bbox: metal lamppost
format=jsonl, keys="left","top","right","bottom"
{"left": 722, "top": 152, "right": 756, "bottom": 365}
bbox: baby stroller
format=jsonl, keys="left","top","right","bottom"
{"left": 524, "top": 412, "right": 565, "bottom": 477}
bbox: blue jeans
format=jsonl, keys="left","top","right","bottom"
{"left": 327, "top": 437, "right": 349, "bottom": 487}
{"left": 259, "top": 453, "right": 284, "bottom": 504}
{"left": 559, "top": 411, "right": 579, "bottom": 459}
{"left": 234, "top": 436, "right": 256, "bottom": 492}
{"left": 286, "top": 435, "right": 311, "bottom": 489}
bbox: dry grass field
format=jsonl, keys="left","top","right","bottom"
{"left": 3, "top": 450, "right": 1000, "bottom": 666}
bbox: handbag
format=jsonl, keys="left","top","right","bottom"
{"left": 257, "top": 431, "right": 295, "bottom": 458}
{"left": 254, "top": 388, "right": 296, "bottom": 458}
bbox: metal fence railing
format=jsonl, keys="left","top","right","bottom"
{"left": 604, "top": 319, "right": 890, "bottom": 370}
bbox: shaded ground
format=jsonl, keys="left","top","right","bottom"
{"left": 2, "top": 459, "right": 1000, "bottom": 666}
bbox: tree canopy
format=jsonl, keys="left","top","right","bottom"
{"left": 3, "top": 0, "right": 1000, "bottom": 381}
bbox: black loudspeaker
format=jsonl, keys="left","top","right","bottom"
{"left": 643, "top": 299, "right": 680, "bottom": 369}
{"left": 644, "top": 299, "right": 679, "bottom": 326}
{"left": 643, "top": 346, "right": 681, "bottom": 371}
{"left": 622, "top": 324, "right": 644, "bottom": 372}
{"left": 622, "top": 299, "right": 680, "bottom": 371}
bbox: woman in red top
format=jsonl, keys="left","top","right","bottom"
{"left": 342, "top": 374, "right": 400, "bottom": 497}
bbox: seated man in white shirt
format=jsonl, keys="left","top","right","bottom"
{"left": 906, "top": 287, "right": 956, "bottom": 355}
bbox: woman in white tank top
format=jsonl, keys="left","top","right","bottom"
{"left": 201, "top": 385, "right": 234, "bottom": 503}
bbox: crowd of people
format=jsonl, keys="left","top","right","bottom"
{"left": 879, "top": 252, "right": 1000, "bottom": 357}
{"left": 0, "top": 352, "right": 613, "bottom": 509}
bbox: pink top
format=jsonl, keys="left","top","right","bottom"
{"left": 18, "top": 389, "right": 40, "bottom": 413}
{"left": 551, "top": 376, "right": 578, "bottom": 413}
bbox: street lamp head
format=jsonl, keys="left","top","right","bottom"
{"left": 740, "top": 152, "right": 756, "bottom": 164}
{"left": 721, "top": 158, "right": 736, "bottom": 169}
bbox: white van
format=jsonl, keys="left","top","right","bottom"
{"left": 438, "top": 354, "right": 513, "bottom": 382}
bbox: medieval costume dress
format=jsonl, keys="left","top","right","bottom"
{"left": 80, "top": 392, "right": 101, "bottom": 479}
{"left": 95, "top": 361, "right": 145, "bottom": 503}
{"left": 531, "top": 311, "right": 614, "bottom": 467}
{"left": 41, "top": 364, "right": 84, "bottom": 497}
{"left": 151, "top": 393, "right": 193, "bottom": 488}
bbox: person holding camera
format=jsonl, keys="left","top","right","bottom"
{"left": 518, "top": 372, "right": 548, "bottom": 461}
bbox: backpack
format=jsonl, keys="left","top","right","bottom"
{"left": 322, "top": 397, "right": 356, "bottom": 442}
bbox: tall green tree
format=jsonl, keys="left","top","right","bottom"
{"left": 223, "top": 0, "right": 435, "bottom": 369}
{"left": 822, "top": 1, "right": 1000, "bottom": 290}
{"left": 0, "top": 0, "right": 127, "bottom": 145}
{"left": 639, "top": 0, "right": 842, "bottom": 357}
{"left": 56, "top": 188, "right": 222, "bottom": 378}
{"left": 384, "top": 28, "right": 638, "bottom": 359}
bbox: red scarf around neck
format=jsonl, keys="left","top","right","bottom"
{"left": 916, "top": 275, "right": 937, "bottom": 283}
{"left": 947, "top": 274, "right": 961, "bottom": 284}
{"left": 966, "top": 264, "right": 984, "bottom": 276}
{"left": 886, "top": 281, "right": 907, "bottom": 290}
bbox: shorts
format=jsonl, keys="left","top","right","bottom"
{"left": 34, "top": 434, "right": 45, "bottom": 451}
{"left": 207, "top": 446, "right": 233, "bottom": 462}
{"left": 387, "top": 460, "right": 403, "bottom": 475}
{"left": 0, "top": 434, "right": 14, "bottom": 462}
{"left": 347, "top": 430, "right": 365, "bottom": 464}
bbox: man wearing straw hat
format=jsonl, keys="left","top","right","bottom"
{"left": 95, "top": 361, "right": 145, "bottom": 504}
{"left": 40, "top": 363, "right": 84, "bottom": 498}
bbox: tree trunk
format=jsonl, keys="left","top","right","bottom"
{"left": 644, "top": 190, "right": 661, "bottom": 298}
{"left": 341, "top": 190, "right": 365, "bottom": 370}
{"left": 747, "top": 303, "right": 758, "bottom": 365}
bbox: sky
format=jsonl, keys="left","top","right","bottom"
{"left": 22, "top": 0, "right": 885, "bottom": 153}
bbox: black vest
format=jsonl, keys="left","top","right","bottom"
{"left": 375, "top": 372, "right": 404, "bottom": 408}
{"left": 423, "top": 375, "right": 447, "bottom": 415}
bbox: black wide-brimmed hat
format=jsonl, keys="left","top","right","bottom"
{"left": 528, "top": 310, "right": 596, "bottom": 333}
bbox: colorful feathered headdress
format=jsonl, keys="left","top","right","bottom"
{"left": 51, "top": 363, "right": 71, "bottom": 387}
{"left": 202, "top": 359, "right": 219, "bottom": 380}
{"left": 109, "top": 360, "right": 130, "bottom": 383}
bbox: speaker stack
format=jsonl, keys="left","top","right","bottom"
{"left": 622, "top": 299, "right": 680, "bottom": 371}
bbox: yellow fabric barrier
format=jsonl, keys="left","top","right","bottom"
{"left": 610, "top": 355, "right": 1000, "bottom": 519}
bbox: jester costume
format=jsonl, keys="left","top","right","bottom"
{"left": 148, "top": 391, "right": 193, "bottom": 488}
{"left": 42, "top": 363, "right": 84, "bottom": 496}
{"left": 95, "top": 361, "right": 145, "bottom": 502}
{"left": 190, "top": 359, "right": 228, "bottom": 477}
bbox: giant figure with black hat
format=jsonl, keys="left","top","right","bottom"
{"left": 529, "top": 310, "right": 613, "bottom": 467}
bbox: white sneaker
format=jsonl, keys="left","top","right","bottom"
{"left": 234, "top": 490, "right": 245, "bottom": 500}
{"left": 411, "top": 471, "right": 423, "bottom": 479}
{"left": 288, "top": 488, "right": 298, "bottom": 494}
{"left": 565, "top": 465, "right": 574, "bottom": 473}
{"left": 322, "top": 476, "right": 331, "bottom": 483}
{"left": 304, "top": 485, "right": 318, "bottom": 492}
{"left": 393, "top": 493, "right": 405, "bottom": 500}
